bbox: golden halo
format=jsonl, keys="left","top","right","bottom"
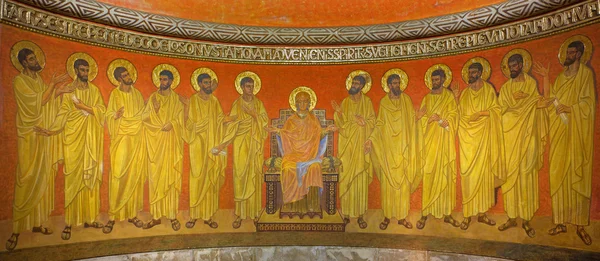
{"left": 107, "top": 58, "right": 138, "bottom": 86}
{"left": 10, "top": 41, "right": 45, "bottom": 72}
{"left": 152, "top": 63, "right": 181, "bottom": 89}
{"left": 424, "top": 64, "right": 453, "bottom": 90}
{"left": 501, "top": 48, "right": 532, "bottom": 78}
{"left": 66, "top": 52, "right": 98, "bottom": 81}
{"left": 191, "top": 67, "right": 218, "bottom": 92}
{"left": 346, "top": 70, "right": 372, "bottom": 94}
{"left": 558, "top": 34, "right": 593, "bottom": 65}
{"left": 289, "top": 86, "right": 317, "bottom": 112}
{"left": 461, "top": 57, "right": 491, "bottom": 83}
{"left": 381, "top": 68, "right": 409, "bottom": 93}
{"left": 235, "top": 71, "right": 262, "bottom": 95}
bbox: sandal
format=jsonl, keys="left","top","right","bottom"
{"left": 398, "top": 219, "right": 413, "bottom": 229}
{"left": 32, "top": 226, "right": 53, "bottom": 235}
{"left": 416, "top": 216, "right": 427, "bottom": 230}
{"left": 498, "top": 219, "right": 518, "bottom": 231}
{"left": 343, "top": 217, "right": 350, "bottom": 225}
{"left": 379, "top": 218, "right": 390, "bottom": 230}
{"left": 522, "top": 221, "right": 536, "bottom": 238}
{"left": 477, "top": 214, "right": 496, "bottom": 226}
{"left": 128, "top": 217, "right": 144, "bottom": 228}
{"left": 576, "top": 226, "right": 592, "bottom": 245}
{"left": 232, "top": 217, "right": 242, "bottom": 229}
{"left": 143, "top": 219, "right": 161, "bottom": 230}
{"left": 61, "top": 226, "right": 72, "bottom": 240}
{"left": 357, "top": 216, "right": 368, "bottom": 229}
{"left": 186, "top": 219, "right": 197, "bottom": 229}
{"left": 460, "top": 217, "right": 471, "bottom": 230}
{"left": 5, "top": 233, "right": 19, "bottom": 251}
{"left": 444, "top": 215, "right": 460, "bottom": 228}
{"left": 103, "top": 220, "right": 115, "bottom": 234}
{"left": 548, "top": 224, "right": 567, "bottom": 236}
{"left": 170, "top": 219, "right": 181, "bottom": 231}
{"left": 204, "top": 219, "right": 218, "bottom": 229}
{"left": 84, "top": 222, "right": 104, "bottom": 229}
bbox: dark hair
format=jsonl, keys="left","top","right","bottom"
{"left": 353, "top": 75, "right": 366, "bottom": 86}
{"left": 568, "top": 41, "right": 585, "bottom": 55}
{"left": 468, "top": 63, "right": 483, "bottom": 73}
{"left": 73, "top": 59, "right": 89, "bottom": 70}
{"left": 197, "top": 73, "right": 211, "bottom": 84}
{"left": 113, "top": 67, "right": 127, "bottom": 80}
{"left": 17, "top": 48, "right": 34, "bottom": 65}
{"left": 240, "top": 77, "right": 254, "bottom": 86}
{"left": 387, "top": 74, "right": 400, "bottom": 85}
{"left": 431, "top": 69, "right": 446, "bottom": 78}
{"left": 159, "top": 70, "right": 174, "bottom": 80}
{"left": 508, "top": 54, "right": 523, "bottom": 65}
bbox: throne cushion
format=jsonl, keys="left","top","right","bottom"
{"left": 264, "top": 156, "right": 341, "bottom": 172}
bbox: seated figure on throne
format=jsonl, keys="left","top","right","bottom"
{"left": 266, "top": 87, "right": 337, "bottom": 218}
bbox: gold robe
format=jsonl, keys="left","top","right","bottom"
{"left": 12, "top": 73, "right": 62, "bottom": 233}
{"left": 50, "top": 81, "right": 106, "bottom": 226}
{"left": 185, "top": 94, "right": 227, "bottom": 220}
{"left": 458, "top": 82, "right": 506, "bottom": 217}
{"left": 144, "top": 91, "right": 184, "bottom": 220}
{"left": 335, "top": 94, "right": 376, "bottom": 217}
{"left": 548, "top": 64, "right": 595, "bottom": 226}
{"left": 499, "top": 74, "right": 547, "bottom": 220}
{"left": 369, "top": 94, "right": 421, "bottom": 220}
{"left": 419, "top": 89, "right": 458, "bottom": 218}
{"left": 221, "top": 96, "right": 268, "bottom": 220}
{"left": 106, "top": 87, "right": 146, "bottom": 221}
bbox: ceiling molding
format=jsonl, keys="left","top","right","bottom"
{"left": 13, "top": 0, "right": 583, "bottom": 45}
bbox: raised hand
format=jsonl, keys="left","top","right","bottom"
{"left": 152, "top": 96, "right": 160, "bottom": 113}
{"left": 536, "top": 97, "right": 555, "bottom": 109}
{"left": 428, "top": 113, "right": 441, "bottom": 124}
{"left": 533, "top": 62, "right": 550, "bottom": 78}
{"left": 331, "top": 100, "right": 342, "bottom": 114}
{"left": 416, "top": 106, "right": 427, "bottom": 120}
{"left": 178, "top": 94, "right": 189, "bottom": 106}
{"left": 265, "top": 125, "right": 280, "bottom": 133}
{"left": 325, "top": 124, "right": 338, "bottom": 133}
{"left": 224, "top": 115, "right": 238, "bottom": 123}
{"left": 242, "top": 103, "right": 257, "bottom": 118}
{"left": 451, "top": 82, "right": 461, "bottom": 98}
{"left": 115, "top": 106, "right": 125, "bottom": 119}
{"left": 211, "top": 79, "right": 219, "bottom": 91}
{"left": 50, "top": 72, "right": 71, "bottom": 87}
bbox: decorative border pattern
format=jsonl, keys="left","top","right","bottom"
{"left": 1, "top": 0, "right": 599, "bottom": 64}
{"left": 256, "top": 223, "right": 346, "bottom": 232}
{"left": 14, "top": 0, "right": 582, "bottom": 45}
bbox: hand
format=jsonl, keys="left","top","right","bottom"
{"left": 325, "top": 124, "right": 338, "bottom": 133}
{"left": 556, "top": 104, "right": 571, "bottom": 114}
{"left": 178, "top": 95, "right": 189, "bottom": 106}
{"left": 211, "top": 79, "right": 218, "bottom": 91}
{"left": 536, "top": 97, "right": 555, "bottom": 109}
{"left": 416, "top": 106, "right": 427, "bottom": 120}
{"left": 331, "top": 100, "right": 342, "bottom": 114}
{"left": 115, "top": 106, "right": 125, "bottom": 119}
{"left": 242, "top": 103, "right": 257, "bottom": 118}
{"left": 533, "top": 62, "right": 550, "bottom": 78}
{"left": 428, "top": 113, "right": 441, "bottom": 124}
{"left": 55, "top": 82, "right": 75, "bottom": 96}
{"left": 470, "top": 111, "right": 482, "bottom": 122}
{"left": 211, "top": 144, "right": 226, "bottom": 155}
{"left": 439, "top": 119, "right": 449, "bottom": 128}
{"left": 33, "top": 126, "right": 54, "bottom": 136}
{"left": 451, "top": 82, "right": 461, "bottom": 98}
{"left": 73, "top": 101, "right": 87, "bottom": 110}
{"left": 265, "top": 125, "right": 280, "bottom": 133}
{"left": 355, "top": 114, "right": 366, "bottom": 126}
{"left": 161, "top": 122, "right": 173, "bottom": 131}
{"left": 152, "top": 96, "right": 160, "bottom": 112}
{"left": 224, "top": 115, "right": 238, "bottom": 123}
{"left": 513, "top": 91, "right": 529, "bottom": 100}
{"left": 50, "top": 72, "right": 70, "bottom": 88}
{"left": 364, "top": 140, "right": 373, "bottom": 154}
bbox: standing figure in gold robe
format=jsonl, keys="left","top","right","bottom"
{"left": 365, "top": 71, "right": 421, "bottom": 230}
{"left": 457, "top": 58, "right": 506, "bottom": 230}
{"left": 185, "top": 70, "right": 233, "bottom": 229}
{"left": 214, "top": 72, "right": 267, "bottom": 229}
{"left": 38, "top": 54, "right": 106, "bottom": 240}
{"left": 103, "top": 59, "right": 146, "bottom": 233}
{"left": 331, "top": 71, "right": 376, "bottom": 229}
{"left": 497, "top": 50, "right": 553, "bottom": 238}
{"left": 6, "top": 42, "right": 71, "bottom": 251}
{"left": 142, "top": 65, "right": 185, "bottom": 231}
{"left": 534, "top": 36, "right": 595, "bottom": 245}
{"left": 415, "top": 66, "right": 461, "bottom": 229}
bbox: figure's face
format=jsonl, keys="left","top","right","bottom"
{"left": 295, "top": 92, "right": 310, "bottom": 113}
{"left": 242, "top": 81, "right": 254, "bottom": 96}
{"left": 431, "top": 75, "right": 443, "bottom": 90}
{"left": 159, "top": 75, "right": 172, "bottom": 90}
{"left": 22, "top": 53, "right": 42, "bottom": 72}
{"left": 348, "top": 79, "right": 363, "bottom": 95}
{"left": 200, "top": 77, "right": 212, "bottom": 94}
{"left": 508, "top": 61, "right": 523, "bottom": 79}
{"left": 564, "top": 47, "right": 581, "bottom": 66}
{"left": 468, "top": 68, "right": 482, "bottom": 84}
{"left": 389, "top": 78, "right": 401, "bottom": 96}
{"left": 119, "top": 71, "right": 134, "bottom": 85}
{"left": 76, "top": 65, "right": 90, "bottom": 82}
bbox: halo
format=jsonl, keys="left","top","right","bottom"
{"left": 107, "top": 58, "right": 138, "bottom": 86}
{"left": 66, "top": 52, "right": 99, "bottom": 81}
{"left": 461, "top": 57, "right": 491, "bottom": 83}
{"left": 152, "top": 63, "right": 181, "bottom": 89}
{"left": 346, "top": 70, "right": 372, "bottom": 94}
{"left": 10, "top": 41, "right": 45, "bottom": 72}
{"left": 381, "top": 68, "right": 409, "bottom": 93}
{"left": 235, "top": 71, "right": 262, "bottom": 95}
{"left": 289, "top": 86, "right": 317, "bottom": 112}
{"left": 191, "top": 67, "right": 218, "bottom": 92}
{"left": 501, "top": 48, "right": 532, "bottom": 78}
{"left": 558, "top": 34, "right": 593, "bottom": 65}
{"left": 424, "top": 64, "right": 453, "bottom": 90}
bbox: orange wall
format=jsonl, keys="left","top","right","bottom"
{"left": 100, "top": 0, "right": 504, "bottom": 27}
{"left": 1, "top": 24, "right": 600, "bottom": 221}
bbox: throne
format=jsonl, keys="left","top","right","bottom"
{"left": 256, "top": 109, "right": 345, "bottom": 232}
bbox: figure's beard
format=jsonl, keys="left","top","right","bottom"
{"left": 27, "top": 64, "right": 42, "bottom": 72}
{"left": 510, "top": 70, "right": 521, "bottom": 79}
{"left": 468, "top": 76, "right": 479, "bottom": 84}
{"left": 390, "top": 87, "right": 401, "bottom": 96}
{"left": 202, "top": 87, "right": 213, "bottom": 94}
{"left": 160, "top": 84, "right": 171, "bottom": 90}
{"left": 563, "top": 57, "right": 576, "bottom": 66}
{"left": 432, "top": 83, "right": 442, "bottom": 90}
{"left": 78, "top": 75, "right": 88, "bottom": 82}
{"left": 123, "top": 78, "right": 134, "bottom": 85}
{"left": 348, "top": 87, "right": 361, "bottom": 95}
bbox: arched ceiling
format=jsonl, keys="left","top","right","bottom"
{"left": 100, "top": 0, "right": 505, "bottom": 27}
